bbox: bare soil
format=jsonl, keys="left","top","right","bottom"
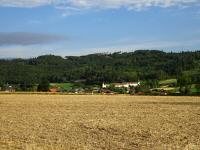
{"left": 0, "top": 95, "right": 200, "bottom": 150}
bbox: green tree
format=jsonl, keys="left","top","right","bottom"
{"left": 177, "top": 75, "right": 191, "bottom": 94}
{"left": 37, "top": 78, "right": 50, "bottom": 92}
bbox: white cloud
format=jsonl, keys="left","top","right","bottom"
{"left": 69, "top": 38, "right": 200, "bottom": 56}
{"left": 0, "top": 0, "right": 198, "bottom": 10}
{"left": 0, "top": 0, "right": 52, "bottom": 8}
{"left": 0, "top": 32, "right": 66, "bottom": 46}
{"left": 1, "top": 38, "right": 200, "bottom": 58}
{"left": 0, "top": 44, "right": 63, "bottom": 58}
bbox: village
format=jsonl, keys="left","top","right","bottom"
{"left": 0, "top": 81, "right": 141, "bottom": 94}
{"left": 0, "top": 81, "right": 171, "bottom": 95}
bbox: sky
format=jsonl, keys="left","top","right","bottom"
{"left": 0, "top": 0, "right": 200, "bottom": 58}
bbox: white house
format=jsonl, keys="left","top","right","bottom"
{"left": 102, "top": 83, "right": 110, "bottom": 88}
{"left": 102, "top": 82, "right": 140, "bottom": 88}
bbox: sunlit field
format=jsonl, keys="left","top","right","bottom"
{"left": 0, "top": 95, "right": 200, "bottom": 149}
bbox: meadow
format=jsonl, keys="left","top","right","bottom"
{"left": 0, "top": 95, "right": 200, "bottom": 149}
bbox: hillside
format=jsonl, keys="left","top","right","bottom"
{"left": 0, "top": 50, "right": 200, "bottom": 87}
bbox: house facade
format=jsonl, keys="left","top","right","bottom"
{"left": 102, "top": 82, "right": 140, "bottom": 88}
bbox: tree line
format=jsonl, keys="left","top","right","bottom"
{"left": 0, "top": 50, "right": 200, "bottom": 91}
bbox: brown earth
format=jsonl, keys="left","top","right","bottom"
{"left": 0, "top": 95, "right": 200, "bottom": 150}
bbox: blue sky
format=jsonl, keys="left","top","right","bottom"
{"left": 0, "top": 0, "right": 200, "bottom": 58}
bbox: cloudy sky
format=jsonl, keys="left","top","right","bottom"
{"left": 0, "top": 0, "right": 200, "bottom": 58}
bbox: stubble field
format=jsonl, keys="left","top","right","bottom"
{"left": 0, "top": 95, "right": 200, "bottom": 150}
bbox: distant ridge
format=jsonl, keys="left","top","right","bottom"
{"left": 0, "top": 50, "right": 200, "bottom": 86}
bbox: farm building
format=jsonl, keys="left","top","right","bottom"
{"left": 49, "top": 87, "right": 59, "bottom": 93}
{"left": 102, "top": 82, "right": 140, "bottom": 88}
{"left": 5, "top": 85, "right": 15, "bottom": 92}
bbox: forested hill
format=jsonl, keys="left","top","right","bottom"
{"left": 0, "top": 50, "right": 200, "bottom": 85}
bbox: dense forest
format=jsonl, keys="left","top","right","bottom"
{"left": 0, "top": 50, "right": 200, "bottom": 89}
